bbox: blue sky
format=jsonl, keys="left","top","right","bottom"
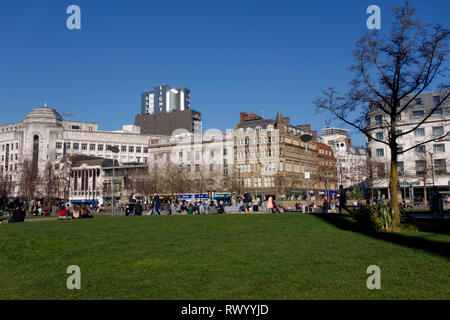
{"left": 1, "top": 0, "right": 449, "bottom": 147}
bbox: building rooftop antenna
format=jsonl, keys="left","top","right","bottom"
{"left": 62, "top": 112, "right": 76, "bottom": 119}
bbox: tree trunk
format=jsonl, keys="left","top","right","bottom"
{"left": 390, "top": 150, "right": 401, "bottom": 226}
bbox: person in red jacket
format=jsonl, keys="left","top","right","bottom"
{"left": 59, "top": 204, "right": 71, "bottom": 220}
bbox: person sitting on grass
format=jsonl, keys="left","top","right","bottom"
{"left": 81, "top": 204, "right": 94, "bottom": 218}
{"left": 59, "top": 204, "right": 71, "bottom": 220}
{"left": 8, "top": 200, "right": 26, "bottom": 223}
{"left": 72, "top": 204, "right": 81, "bottom": 219}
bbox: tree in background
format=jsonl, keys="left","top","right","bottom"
{"left": 18, "top": 158, "right": 40, "bottom": 201}
{"left": 314, "top": 1, "right": 449, "bottom": 226}
{"left": 41, "top": 159, "right": 58, "bottom": 209}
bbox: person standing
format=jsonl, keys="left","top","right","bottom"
{"left": 150, "top": 192, "right": 161, "bottom": 215}
{"left": 243, "top": 192, "right": 251, "bottom": 213}
{"left": 322, "top": 198, "right": 329, "bottom": 214}
{"left": 267, "top": 196, "right": 275, "bottom": 213}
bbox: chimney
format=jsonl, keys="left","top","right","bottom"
{"left": 240, "top": 112, "right": 248, "bottom": 123}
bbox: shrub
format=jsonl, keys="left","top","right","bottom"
{"left": 352, "top": 205, "right": 382, "bottom": 231}
{"left": 377, "top": 203, "right": 395, "bottom": 230}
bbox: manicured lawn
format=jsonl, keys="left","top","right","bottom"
{"left": 0, "top": 214, "right": 449, "bottom": 300}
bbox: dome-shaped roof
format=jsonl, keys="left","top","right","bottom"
{"left": 23, "top": 106, "right": 63, "bottom": 125}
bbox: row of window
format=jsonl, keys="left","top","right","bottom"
{"left": 242, "top": 177, "right": 275, "bottom": 188}
{"left": 375, "top": 143, "right": 446, "bottom": 157}
{"left": 1, "top": 164, "right": 18, "bottom": 172}
{"left": 1, "top": 143, "right": 19, "bottom": 151}
{"left": 237, "top": 136, "right": 282, "bottom": 146}
{"left": 237, "top": 148, "right": 283, "bottom": 159}
{"left": 56, "top": 142, "right": 149, "bottom": 153}
{"left": 237, "top": 162, "right": 283, "bottom": 173}
{"left": 373, "top": 126, "right": 445, "bottom": 141}
{"left": 367, "top": 107, "right": 444, "bottom": 126}
{"left": 1, "top": 154, "right": 19, "bottom": 162}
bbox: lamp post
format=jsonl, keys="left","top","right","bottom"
{"left": 300, "top": 134, "right": 313, "bottom": 201}
{"left": 110, "top": 146, "right": 120, "bottom": 216}
{"left": 429, "top": 152, "right": 435, "bottom": 187}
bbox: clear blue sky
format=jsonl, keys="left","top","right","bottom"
{"left": 1, "top": 0, "right": 449, "bottom": 147}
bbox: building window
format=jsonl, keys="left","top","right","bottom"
{"left": 144, "top": 147, "right": 148, "bottom": 154}
{"left": 195, "top": 164, "right": 200, "bottom": 172}
{"left": 56, "top": 142, "right": 62, "bottom": 149}
{"left": 366, "top": 117, "right": 371, "bottom": 126}
{"left": 98, "top": 144, "right": 104, "bottom": 151}
{"left": 433, "top": 95, "right": 440, "bottom": 103}
{"left": 136, "top": 147, "right": 142, "bottom": 153}
{"left": 415, "top": 98, "right": 422, "bottom": 105}
{"left": 187, "top": 164, "right": 191, "bottom": 172}
{"left": 413, "top": 110, "right": 424, "bottom": 118}
{"left": 415, "top": 145, "right": 426, "bottom": 154}
{"left": 121, "top": 146, "right": 127, "bottom": 152}
{"left": 279, "top": 162, "right": 283, "bottom": 171}
{"left": 64, "top": 142, "right": 71, "bottom": 150}
{"left": 415, "top": 160, "right": 426, "bottom": 175}
{"left": 377, "top": 163, "right": 385, "bottom": 178}
{"left": 90, "top": 144, "right": 96, "bottom": 151}
{"left": 396, "top": 114, "right": 401, "bottom": 121}
{"left": 434, "top": 159, "right": 446, "bottom": 175}
{"left": 432, "top": 126, "right": 444, "bottom": 136}
{"left": 73, "top": 143, "right": 79, "bottom": 150}
{"left": 397, "top": 161, "right": 404, "bottom": 173}
{"left": 376, "top": 148, "right": 384, "bottom": 157}
{"left": 375, "top": 115, "right": 382, "bottom": 124}
{"left": 376, "top": 132, "right": 384, "bottom": 140}
{"left": 129, "top": 146, "right": 134, "bottom": 153}
{"left": 433, "top": 144, "right": 445, "bottom": 153}
{"left": 414, "top": 128, "right": 425, "bottom": 137}
{"left": 397, "top": 146, "right": 403, "bottom": 153}
{"left": 82, "top": 143, "right": 87, "bottom": 151}
{"left": 432, "top": 108, "right": 443, "bottom": 116}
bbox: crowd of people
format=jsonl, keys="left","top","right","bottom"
{"left": 58, "top": 203, "right": 94, "bottom": 220}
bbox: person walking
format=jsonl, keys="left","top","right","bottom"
{"left": 338, "top": 185, "right": 348, "bottom": 215}
{"left": 267, "top": 196, "right": 275, "bottom": 213}
{"left": 150, "top": 192, "right": 161, "bottom": 215}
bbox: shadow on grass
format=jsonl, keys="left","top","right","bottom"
{"left": 312, "top": 213, "right": 450, "bottom": 259}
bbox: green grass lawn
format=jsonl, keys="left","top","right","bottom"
{"left": 0, "top": 214, "right": 449, "bottom": 300}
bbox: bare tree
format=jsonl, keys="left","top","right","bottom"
{"left": 18, "top": 158, "right": 40, "bottom": 200}
{"left": 41, "top": 159, "right": 58, "bottom": 209}
{"left": 314, "top": 2, "right": 449, "bottom": 225}
{"left": 163, "top": 162, "right": 189, "bottom": 198}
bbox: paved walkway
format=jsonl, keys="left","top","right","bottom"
{"left": 410, "top": 213, "right": 450, "bottom": 220}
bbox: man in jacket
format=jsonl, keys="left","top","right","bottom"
{"left": 150, "top": 192, "right": 161, "bottom": 215}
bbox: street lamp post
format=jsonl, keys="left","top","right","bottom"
{"left": 300, "top": 134, "right": 313, "bottom": 201}
{"left": 110, "top": 146, "right": 120, "bottom": 216}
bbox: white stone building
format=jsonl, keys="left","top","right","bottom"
{"left": 365, "top": 90, "right": 450, "bottom": 200}
{"left": 320, "top": 127, "right": 367, "bottom": 189}
{"left": 0, "top": 105, "right": 166, "bottom": 198}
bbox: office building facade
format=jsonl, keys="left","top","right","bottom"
{"left": 141, "top": 85, "right": 191, "bottom": 115}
